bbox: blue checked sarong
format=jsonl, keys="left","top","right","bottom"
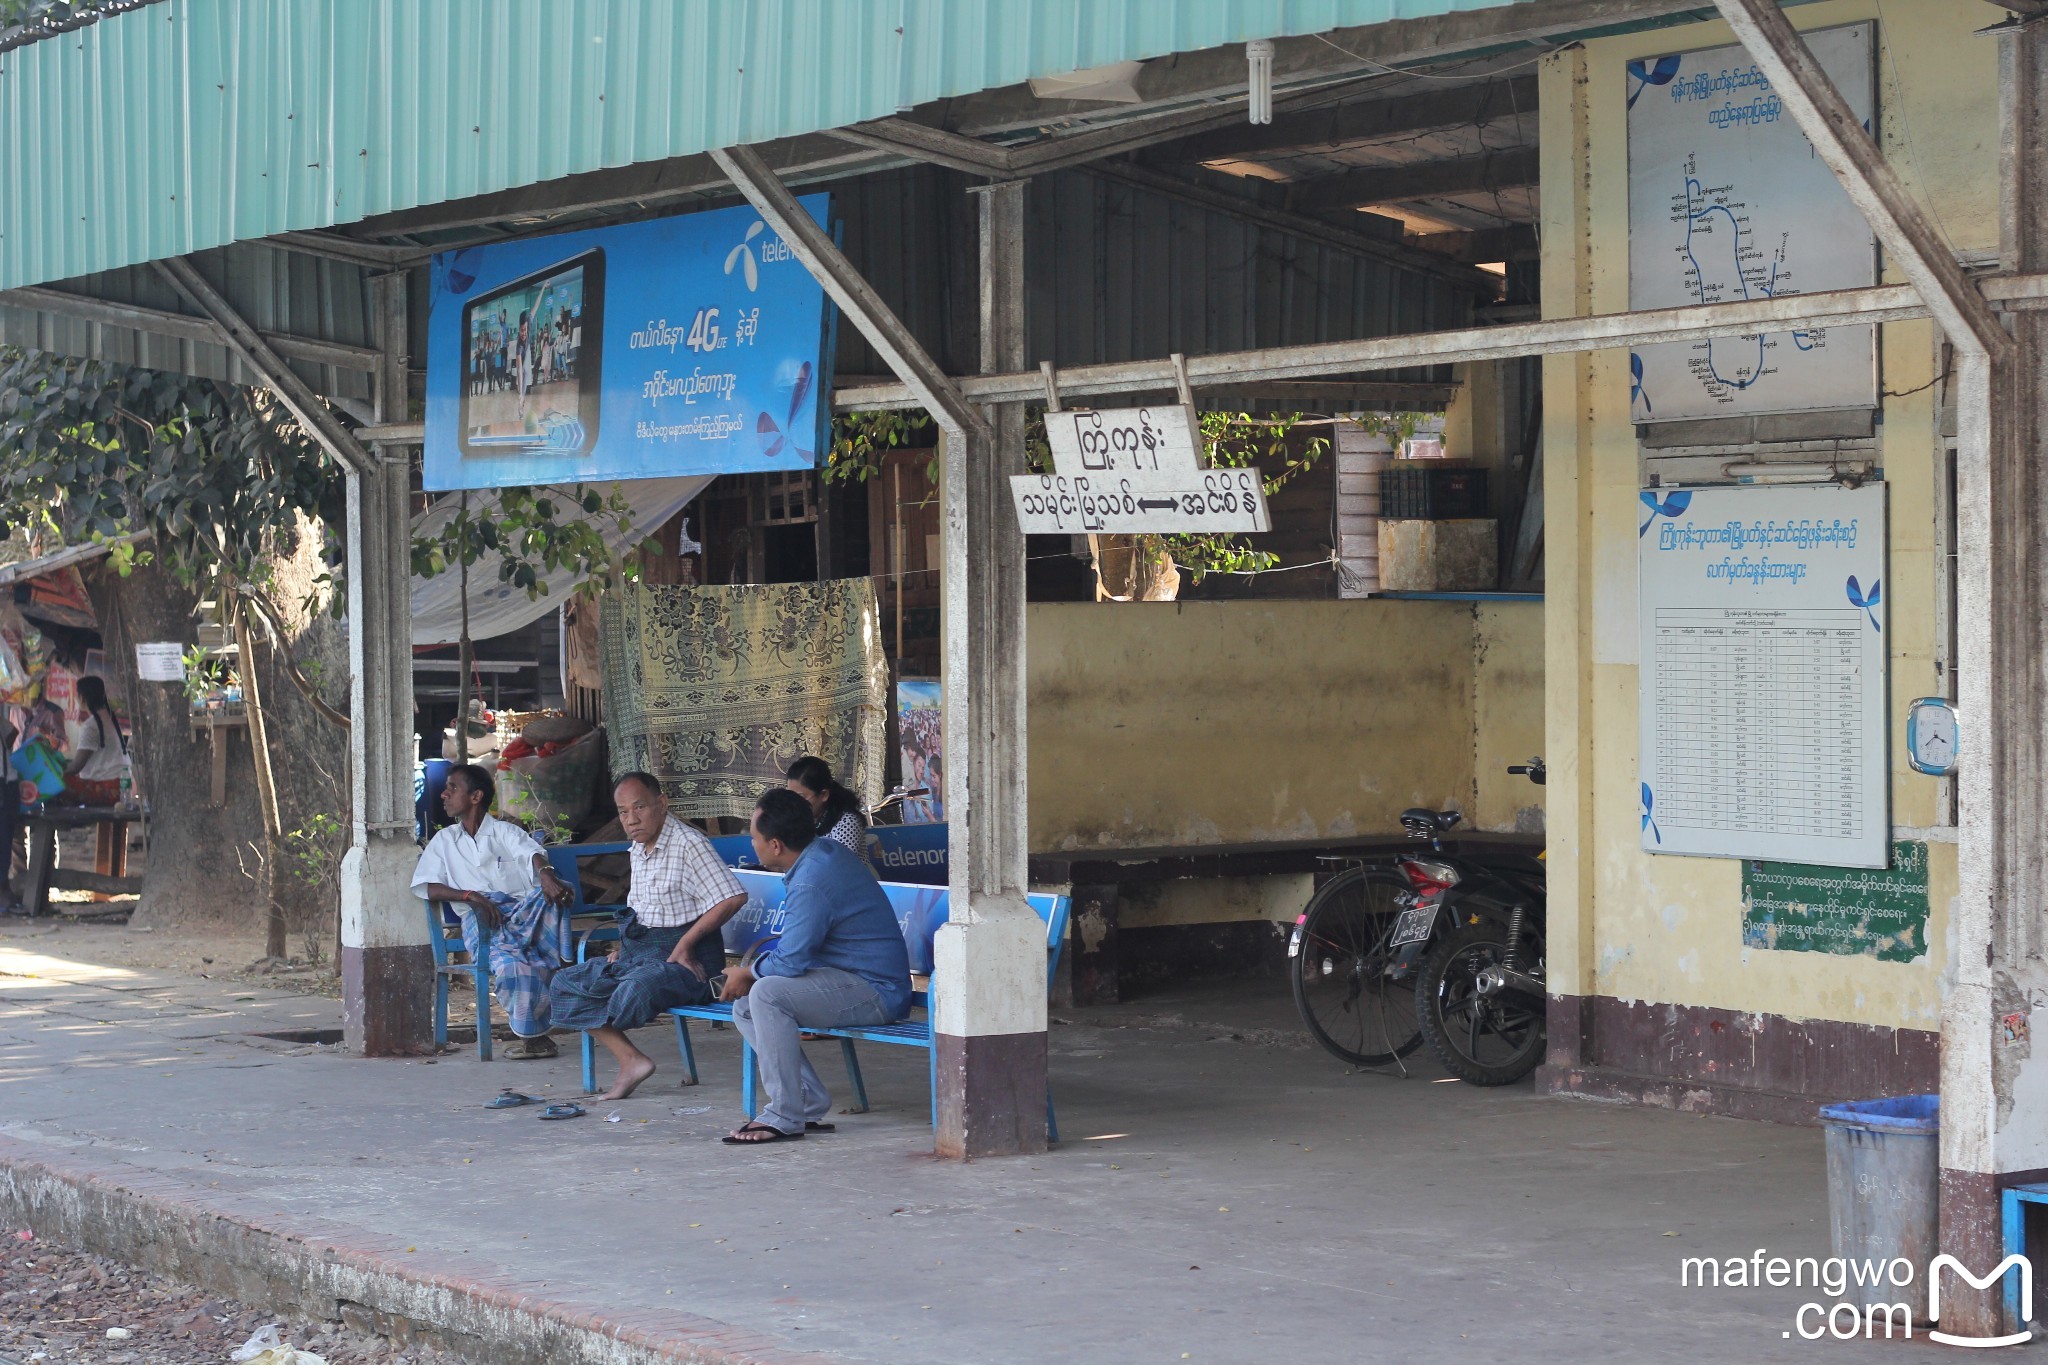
{"left": 461, "top": 888, "right": 568, "bottom": 1038}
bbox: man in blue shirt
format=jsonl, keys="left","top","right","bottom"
{"left": 720, "top": 788, "right": 912, "bottom": 1144}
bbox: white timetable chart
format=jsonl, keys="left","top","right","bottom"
{"left": 1638, "top": 484, "right": 1888, "bottom": 867}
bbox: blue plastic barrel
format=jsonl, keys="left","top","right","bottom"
{"left": 1818, "top": 1095, "right": 1938, "bottom": 1309}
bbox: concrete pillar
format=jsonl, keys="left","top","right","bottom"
{"left": 339, "top": 273, "right": 431, "bottom": 1057}
{"left": 1939, "top": 20, "right": 2048, "bottom": 1337}
{"left": 932, "top": 179, "right": 1047, "bottom": 1158}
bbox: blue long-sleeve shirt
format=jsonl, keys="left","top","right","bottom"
{"left": 755, "top": 838, "right": 913, "bottom": 1020}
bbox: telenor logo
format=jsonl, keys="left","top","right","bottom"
{"left": 1928, "top": 1254, "right": 2033, "bottom": 1349}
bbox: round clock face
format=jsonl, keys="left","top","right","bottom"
{"left": 1911, "top": 702, "right": 1957, "bottom": 772}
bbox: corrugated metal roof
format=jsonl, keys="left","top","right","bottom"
{"left": 0, "top": 0, "right": 1521, "bottom": 290}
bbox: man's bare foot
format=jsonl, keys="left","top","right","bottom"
{"left": 596, "top": 1053, "right": 655, "bottom": 1100}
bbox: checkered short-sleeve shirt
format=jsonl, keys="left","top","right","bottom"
{"left": 627, "top": 814, "right": 747, "bottom": 928}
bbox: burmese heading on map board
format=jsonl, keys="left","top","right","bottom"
{"left": 422, "top": 198, "right": 835, "bottom": 491}
{"left": 1625, "top": 23, "right": 1877, "bottom": 422}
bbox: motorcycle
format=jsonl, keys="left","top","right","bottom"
{"left": 1289, "top": 759, "right": 1548, "bottom": 1086}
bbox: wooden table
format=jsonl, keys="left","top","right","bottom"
{"left": 23, "top": 805, "right": 145, "bottom": 916}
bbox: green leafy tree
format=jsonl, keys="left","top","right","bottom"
{"left": 0, "top": 346, "right": 653, "bottom": 938}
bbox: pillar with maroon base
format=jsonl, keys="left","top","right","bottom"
{"left": 339, "top": 273, "right": 433, "bottom": 1057}
{"left": 931, "top": 179, "right": 1047, "bottom": 1158}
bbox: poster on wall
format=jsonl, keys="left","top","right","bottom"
{"left": 1637, "top": 482, "right": 1889, "bottom": 868}
{"left": 1625, "top": 23, "right": 1877, "bottom": 421}
{"left": 1741, "top": 841, "right": 1928, "bottom": 961}
{"left": 896, "top": 678, "right": 943, "bottom": 824}
{"left": 424, "top": 198, "right": 834, "bottom": 491}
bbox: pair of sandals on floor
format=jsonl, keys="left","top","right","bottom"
{"left": 486, "top": 1088, "right": 830, "bottom": 1142}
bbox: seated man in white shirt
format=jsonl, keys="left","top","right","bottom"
{"left": 412, "top": 763, "right": 575, "bottom": 1059}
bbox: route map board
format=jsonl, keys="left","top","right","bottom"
{"left": 1626, "top": 23, "right": 1877, "bottom": 422}
{"left": 1637, "top": 483, "right": 1889, "bottom": 868}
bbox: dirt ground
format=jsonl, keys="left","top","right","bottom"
{"left": 0, "top": 1226, "right": 464, "bottom": 1365}
{"left": 0, "top": 822, "right": 361, "bottom": 1006}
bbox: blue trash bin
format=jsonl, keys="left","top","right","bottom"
{"left": 1819, "top": 1094, "right": 1938, "bottom": 1309}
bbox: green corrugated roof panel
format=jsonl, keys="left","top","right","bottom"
{"left": 0, "top": 0, "right": 1522, "bottom": 290}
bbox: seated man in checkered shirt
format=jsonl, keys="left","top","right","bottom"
{"left": 549, "top": 772, "right": 748, "bottom": 1100}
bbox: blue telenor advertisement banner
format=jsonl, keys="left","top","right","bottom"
{"left": 423, "top": 197, "right": 833, "bottom": 490}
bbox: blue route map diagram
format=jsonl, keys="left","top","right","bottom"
{"left": 1626, "top": 24, "right": 1877, "bottom": 421}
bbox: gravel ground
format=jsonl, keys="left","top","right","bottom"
{"left": 0, "top": 1229, "right": 464, "bottom": 1364}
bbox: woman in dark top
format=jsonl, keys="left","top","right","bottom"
{"left": 785, "top": 755, "right": 865, "bottom": 851}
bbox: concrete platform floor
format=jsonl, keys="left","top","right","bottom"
{"left": 0, "top": 941, "right": 1958, "bottom": 1363}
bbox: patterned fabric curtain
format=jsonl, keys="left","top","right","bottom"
{"left": 599, "top": 578, "right": 888, "bottom": 820}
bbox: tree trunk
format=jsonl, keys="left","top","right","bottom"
{"left": 87, "top": 531, "right": 349, "bottom": 943}
{"left": 88, "top": 563, "right": 267, "bottom": 931}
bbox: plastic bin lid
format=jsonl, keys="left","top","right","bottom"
{"left": 1817, "top": 1094, "right": 1938, "bottom": 1133}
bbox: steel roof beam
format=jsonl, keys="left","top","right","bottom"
{"left": 1164, "top": 77, "right": 1538, "bottom": 164}
{"left": 712, "top": 144, "right": 988, "bottom": 441}
{"left": 1289, "top": 146, "right": 1540, "bottom": 212}
{"left": 342, "top": 135, "right": 881, "bottom": 243}
{"left": 935, "top": 0, "right": 1716, "bottom": 139}
{"left": 0, "top": 285, "right": 381, "bottom": 373}
{"left": 830, "top": 277, "right": 2048, "bottom": 412}
{"left": 1083, "top": 161, "right": 1502, "bottom": 293}
{"left": 150, "top": 257, "right": 376, "bottom": 474}
{"left": 1713, "top": 0, "right": 2011, "bottom": 360}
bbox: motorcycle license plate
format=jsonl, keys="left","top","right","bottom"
{"left": 1390, "top": 903, "right": 1438, "bottom": 947}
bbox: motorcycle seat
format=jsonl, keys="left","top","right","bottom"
{"left": 1399, "top": 807, "right": 1464, "bottom": 835}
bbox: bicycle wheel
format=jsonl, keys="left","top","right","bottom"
{"left": 1289, "top": 867, "right": 1424, "bottom": 1067}
{"left": 1415, "top": 923, "right": 1547, "bottom": 1086}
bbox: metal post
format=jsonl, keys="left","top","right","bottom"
{"left": 338, "top": 271, "right": 431, "bottom": 1056}
{"left": 1939, "top": 17, "right": 2048, "bottom": 1338}
{"left": 713, "top": 146, "right": 1042, "bottom": 1154}
{"left": 930, "top": 179, "right": 1045, "bottom": 1158}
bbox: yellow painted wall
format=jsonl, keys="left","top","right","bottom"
{"left": 1540, "top": 0, "right": 1984, "bottom": 1037}
{"left": 1028, "top": 598, "right": 1543, "bottom": 855}
{"left": 1474, "top": 601, "right": 1547, "bottom": 833}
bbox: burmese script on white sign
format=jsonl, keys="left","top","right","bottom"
{"left": 1043, "top": 405, "right": 1200, "bottom": 476}
{"left": 1011, "top": 466, "right": 1270, "bottom": 535}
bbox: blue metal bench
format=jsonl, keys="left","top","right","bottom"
{"left": 424, "top": 840, "right": 628, "bottom": 1059}
{"left": 2000, "top": 1182, "right": 2048, "bottom": 1331}
{"left": 575, "top": 867, "right": 1069, "bottom": 1138}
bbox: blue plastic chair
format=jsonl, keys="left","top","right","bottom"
{"left": 423, "top": 840, "right": 628, "bottom": 1061}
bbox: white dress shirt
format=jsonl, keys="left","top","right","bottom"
{"left": 411, "top": 814, "right": 543, "bottom": 899}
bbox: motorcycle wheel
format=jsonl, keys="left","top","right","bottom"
{"left": 1415, "top": 922, "right": 1547, "bottom": 1086}
{"left": 1289, "top": 867, "right": 1424, "bottom": 1067}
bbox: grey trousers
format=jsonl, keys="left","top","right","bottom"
{"left": 732, "top": 967, "right": 889, "bottom": 1134}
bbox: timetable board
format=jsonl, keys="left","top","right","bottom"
{"left": 1637, "top": 483, "right": 1889, "bottom": 867}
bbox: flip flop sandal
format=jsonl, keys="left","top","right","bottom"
{"left": 538, "top": 1102, "right": 587, "bottom": 1121}
{"left": 722, "top": 1121, "right": 804, "bottom": 1145}
{"left": 806, "top": 1122, "right": 836, "bottom": 1132}
{"left": 486, "top": 1090, "right": 540, "bottom": 1109}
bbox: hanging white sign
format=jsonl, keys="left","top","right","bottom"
{"left": 1043, "top": 405, "right": 1200, "bottom": 478}
{"left": 1010, "top": 467, "right": 1269, "bottom": 535}
{"left": 135, "top": 642, "right": 186, "bottom": 683}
